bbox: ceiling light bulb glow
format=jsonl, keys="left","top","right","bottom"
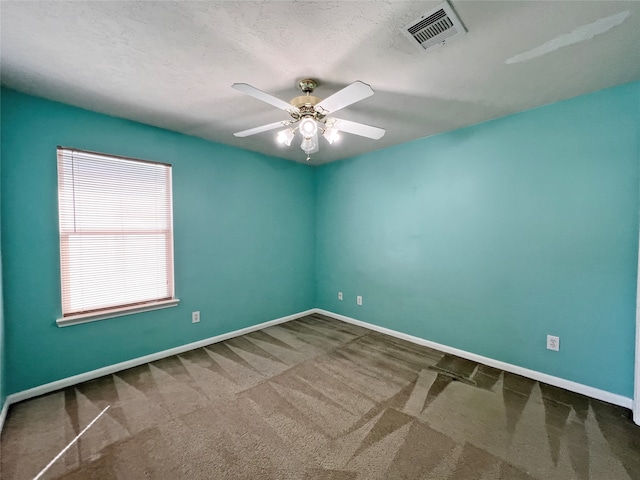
{"left": 299, "top": 117, "right": 317, "bottom": 138}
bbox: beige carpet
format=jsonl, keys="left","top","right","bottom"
{"left": 1, "top": 313, "right": 638, "bottom": 479}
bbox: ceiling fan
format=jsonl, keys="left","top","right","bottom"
{"left": 232, "top": 79, "right": 385, "bottom": 161}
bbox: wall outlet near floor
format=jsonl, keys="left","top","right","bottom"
{"left": 338, "top": 292, "right": 343, "bottom": 301}
{"left": 192, "top": 311, "right": 200, "bottom": 323}
{"left": 547, "top": 335, "right": 559, "bottom": 351}
{"left": 357, "top": 295, "right": 363, "bottom": 306}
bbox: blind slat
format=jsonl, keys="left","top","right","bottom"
{"left": 58, "top": 148, "right": 175, "bottom": 316}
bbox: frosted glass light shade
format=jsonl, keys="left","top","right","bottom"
{"left": 323, "top": 127, "right": 340, "bottom": 144}
{"left": 301, "top": 136, "right": 318, "bottom": 153}
{"left": 276, "top": 128, "right": 295, "bottom": 146}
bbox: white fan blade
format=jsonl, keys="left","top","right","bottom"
{"left": 331, "top": 118, "right": 386, "bottom": 140}
{"left": 232, "top": 83, "right": 298, "bottom": 113}
{"left": 234, "top": 120, "right": 290, "bottom": 138}
{"left": 315, "top": 81, "right": 374, "bottom": 114}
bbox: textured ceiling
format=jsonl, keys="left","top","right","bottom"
{"left": 1, "top": 1, "right": 639, "bottom": 164}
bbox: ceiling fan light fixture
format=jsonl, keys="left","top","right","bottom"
{"left": 299, "top": 117, "right": 317, "bottom": 138}
{"left": 276, "top": 128, "right": 295, "bottom": 146}
{"left": 232, "top": 78, "right": 386, "bottom": 160}
{"left": 323, "top": 127, "right": 340, "bottom": 144}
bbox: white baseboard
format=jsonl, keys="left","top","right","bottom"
{"left": 1, "top": 306, "right": 634, "bottom": 437}
{"left": 314, "top": 309, "right": 634, "bottom": 410}
{"left": 0, "top": 308, "right": 315, "bottom": 435}
{"left": 0, "top": 398, "right": 9, "bottom": 437}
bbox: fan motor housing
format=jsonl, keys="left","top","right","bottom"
{"left": 290, "top": 95, "right": 321, "bottom": 108}
{"left": 290, "top": 95, "right": 326, "bottom": 121}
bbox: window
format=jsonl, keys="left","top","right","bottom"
{"left": 57, "top": 147, "right": 178, "bottom": 326}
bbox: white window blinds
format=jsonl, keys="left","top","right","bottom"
{"left": 57, "top": 148, "right": 175, "bottom": 317}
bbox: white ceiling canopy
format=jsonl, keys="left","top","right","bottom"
{"left": 1, "top": 1, "right": 639, "bottom": 164}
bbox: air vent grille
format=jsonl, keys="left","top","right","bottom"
{"left": 401, "top": 1, "right": 466, "bottom": 53}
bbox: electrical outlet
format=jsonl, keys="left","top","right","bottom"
{"left": 192, "top": 311, "right": 200, "bottom": 323}
{"left": 357, "top": 295, "right": 363, "bottom": 306}
{"left": 338, "top": 292, "right": 343, "bottom": 300}
{"left": 547, "top": 335, "right": 559, "bottom": 351}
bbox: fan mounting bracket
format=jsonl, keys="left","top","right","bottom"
{"left": 298, "top": 78, "right": 317, "bottom": 94}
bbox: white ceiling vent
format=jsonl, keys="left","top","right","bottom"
{"left": 401, "top": 1, "right": 467, "bottom": 53}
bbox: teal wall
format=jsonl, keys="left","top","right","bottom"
{"left": 316, "top": 82, "right": 640, "bottom": 398}
{"left": 0, "top": 88, "right": 316, "bottom": 394}
{"left": 0, "top": 245, "right": 4, "bottom": 411}
{"left": 1, "top": 82, "right": 638, "bottom": 400}
{"left": 0, "top": 130, "right": 4, "bottom": 410}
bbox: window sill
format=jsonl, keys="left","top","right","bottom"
{"left": 56, "top": 299, "right": 180, "bottom": 327}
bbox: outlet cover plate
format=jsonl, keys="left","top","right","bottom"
{"left": 192, "top": 311, "right": 200, "bottom": 323}
{"left": 547, "top": 335, "right": 559, "bottom": 351}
